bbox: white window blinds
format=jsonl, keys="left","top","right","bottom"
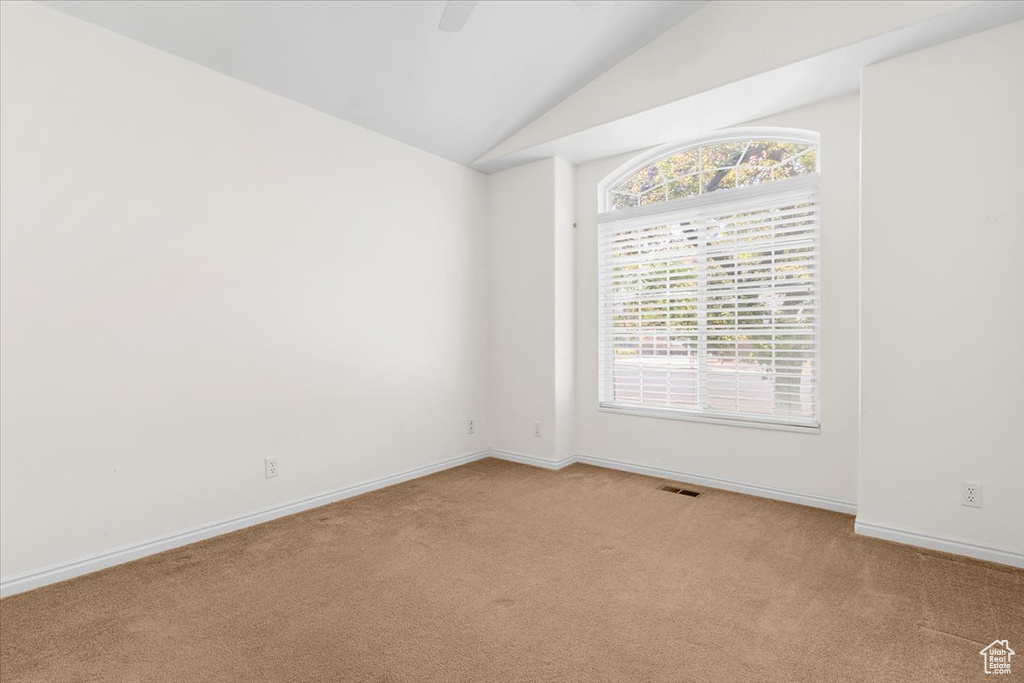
{"left": 598, "top": 177, "right": 820, "bottom": 430}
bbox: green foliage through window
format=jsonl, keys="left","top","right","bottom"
{"left": 608, "top": 139, "right": 818, "bottom": 211}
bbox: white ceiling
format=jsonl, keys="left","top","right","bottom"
{"left": 40, "top": 0, "right": 706, "bottom": 166}
{"left": 474, "top": 1, "right": 1024, "bottom": 172}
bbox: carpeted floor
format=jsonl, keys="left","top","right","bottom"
{"left": 1, "top": 458, "right": 1021, "bottom": 682}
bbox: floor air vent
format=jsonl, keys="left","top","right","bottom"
{"left": 658, "top": 484, "right": 703, "bottom": 498}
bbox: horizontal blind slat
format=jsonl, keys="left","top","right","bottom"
{"left": 598, "top": 183, "right": 820, "bottom": 427}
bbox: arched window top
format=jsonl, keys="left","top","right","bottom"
{"left": 603, "top": 129, "right": 819, "bottom": 213}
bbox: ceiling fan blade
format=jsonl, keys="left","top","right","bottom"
{"left": 438, "top": 0, "right": 479, "bottom": 33}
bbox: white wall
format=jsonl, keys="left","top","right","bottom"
{"left": 488, "top": 160, "right": 557, "bottom": 459}
{"left": 858, "top": 21, "right": 1024, "bottom": 559}
{"left": 487, "top": 157, "right": 575, "bottom": 462}
{"left": 3, "top": 0, "right": 1021, "bottom": 587}
{"left": 0, "top": 1, "right": 488, "bottom": 579}
{"left": 573, "top": 94, "right": 861, "bottom": 506}
{"left": 553, "top": 158, "right": 576, "bottom": 461}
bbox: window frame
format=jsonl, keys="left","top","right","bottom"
{"left": 597, "top": 128, "right": 822, "bottom": 434}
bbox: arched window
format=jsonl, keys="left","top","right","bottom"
{"left": 597, "top": 129, "right": 821, "bottom": 430}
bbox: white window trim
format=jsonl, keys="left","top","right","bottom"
{"left": 597, "top": 129, "right": 821, "bottom": 432}
{"left": 598, "top": 404, "right": 821, "bottom": 434}
{"left": 598, "top": 174, "right": 820, "bottom": 228}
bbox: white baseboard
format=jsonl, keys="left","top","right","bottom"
{"left": 485, "top": 450, "right": 856, "bottom": 515}
{"left": 854, "top": 520, "right": 1024, "bottom": 569}
{"left": 0, "top": 450, "right": 490, "bottom": 598}
{"left": 574, "top": 453, "right": 858, "bottom": 515}
{"left": 7, "top": 449, "right": 1014, "bottom": 597}
{"left": 487, "top": 449, "right": 576, "bottom": 470}
{"left": 492, "top": 452, "right": 1023, "bottom": 568}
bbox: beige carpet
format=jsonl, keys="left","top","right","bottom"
{"left": 1, "top": 458, "right": 1021, "bottom": 682}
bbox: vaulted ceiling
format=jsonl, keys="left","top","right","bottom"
{"left": 42, "top": 0, "right": 706, "bottom": 166}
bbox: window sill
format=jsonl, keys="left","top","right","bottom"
{"left": 598, "top": 403, "right": 821, "bottom": 434}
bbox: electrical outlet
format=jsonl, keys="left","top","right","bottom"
{"left": 467, "top": 419, "right": 476, "bottom": 435}
{"left": 533, "top": 422, "right": 542, "bottom": 437}
{"left": 265, "top": 457, "right": 279, "bottom": 479}
{"left": 961, "top": 482, "right": 981, "bottom": 508}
